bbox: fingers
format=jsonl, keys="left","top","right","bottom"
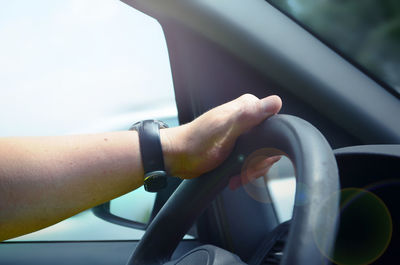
{"left": 167, "top": 93, "right": 283, "bottom": 179}
{"left": 228, "top": 155, "right": 281, "bottom": 190}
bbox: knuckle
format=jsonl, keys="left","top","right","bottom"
{"left": 236, "top": 94, "right": 260, "bottom": 119}
{"left": 238, "top": 94, "right": 258, "bottom": 105}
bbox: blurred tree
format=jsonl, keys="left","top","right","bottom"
{"left": 268, "top": 0, "right": 400, "bottom": 92}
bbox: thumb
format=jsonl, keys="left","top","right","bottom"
{"left": 234, "top": 94, "right": 282, "bottom": 134}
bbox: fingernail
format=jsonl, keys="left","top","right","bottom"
{"left": 261, "top": 96, "right": 282, "bottom": 115}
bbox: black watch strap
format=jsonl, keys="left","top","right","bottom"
{"left": 130, "top": 120, "right": 168, "bottom": 192}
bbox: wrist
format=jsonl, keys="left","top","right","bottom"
{"left": 159, "top": 126, "right": 187, "bottom": 177}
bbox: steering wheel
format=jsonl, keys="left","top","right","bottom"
{"left": 127, "top": 114, "right": 340, "bottom": 265}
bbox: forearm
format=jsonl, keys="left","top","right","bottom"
{"left": 0, "top": 94, "right": 282, "bottom": 241}
{"left": 0, "top": 131, "right": 147, "bottom": 241}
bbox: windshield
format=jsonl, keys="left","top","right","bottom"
{"left": 267, "top": 0, "right": 400, "bottom": 95}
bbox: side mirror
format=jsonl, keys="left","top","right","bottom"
{"left": 92, "top": 187, "right": 156, "bottom": 230}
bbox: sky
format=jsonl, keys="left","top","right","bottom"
{"left": 0, "top": 0, "right": 177, "bottom": 136}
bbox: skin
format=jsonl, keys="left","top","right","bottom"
{"left": 0, "top": 94, "right": 282, "bottom": 241}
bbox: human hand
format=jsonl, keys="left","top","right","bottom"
{"left": 228, "top": 155, "right": 281, "bottom": 190}
{"left": 161, "top": 94, "right": 282, "bottom": 179}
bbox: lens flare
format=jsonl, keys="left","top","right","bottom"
{"left": 313, "top": 188, "right": 392, "bottom": 265}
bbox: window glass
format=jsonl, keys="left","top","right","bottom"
{"left": 266, "top": 156, "right": 295, "bottom": 222}
{"left": 1, "top": 0, "right": 177, "bottom": 241}
{"left": 268, "top": 0, "right": 400, "bottom": 94}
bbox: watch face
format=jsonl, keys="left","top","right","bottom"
{"left": 129, "top": 121, "right": 141, "bottom": 131}
{"left": 144, "top": 170, "right": 167, "bottom": 179}
{"left": 156, "top": 120, "right": 169, "bottom": 129}
{"left": 144, "top": 171, "right": 167, "bottom": 192}
{"left": 129, "top": 120, "right": 169, "bottom": 131}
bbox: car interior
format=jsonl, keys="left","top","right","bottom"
{"left": 1, "top": 0, "right": 399, "bottom": 264}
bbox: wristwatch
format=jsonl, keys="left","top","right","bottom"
{"left": 129, "top": 120, "right": 169, "bottom": 192}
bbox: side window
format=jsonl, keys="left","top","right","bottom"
{"left": 268, "top": 0, "right": 400, "bottom": 94}
{"left": 2, "top": 0, "right": 177, "bottom": 241}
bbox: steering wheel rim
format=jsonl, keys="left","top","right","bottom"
{"left": 127, "top": 114, "right": 340, "bottom": 265}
